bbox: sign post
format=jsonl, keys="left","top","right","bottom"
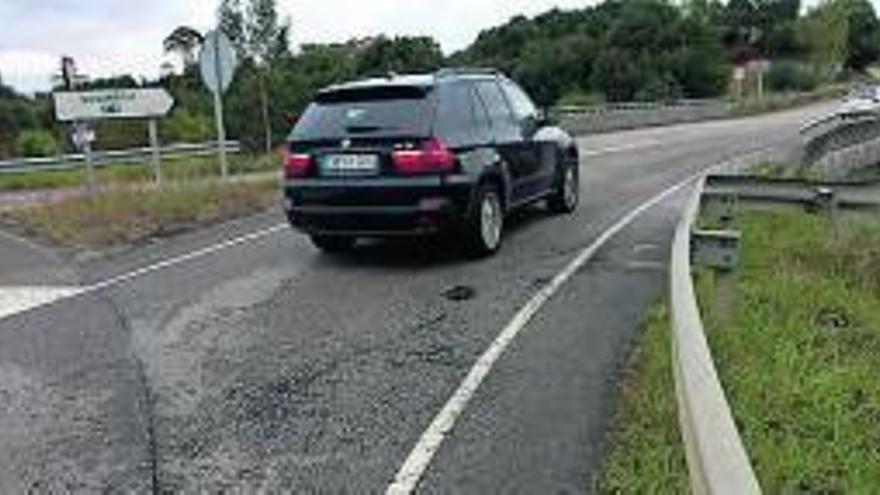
{"left": 54, "top": 88, "right": 174, "bottom": 188}
{"left": 71, "top": 122, "right": 96, "bottom": 191}
{"left": 200, "top": 30, "right": 238, "bottom": 179}
{"left": 214, "top": 87, "right": 228, "bottom": 178}
{"left": 148, "top": 119, "right": 161, "bottom": 183}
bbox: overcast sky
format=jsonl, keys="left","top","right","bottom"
{"left": 2, "top": 0, "right": 876, "bottom": 93}
{"left": 0, "top": 0, "right": 594, "bottom": 93}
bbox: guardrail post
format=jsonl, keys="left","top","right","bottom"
{"left": 691, "top": 230, "right": 741, "bottom": 272}
{"left": 812, "top": 187, "right": 839, "bottom": 239}
{"left": 700, "top": 192, "right": 738, "bottom": 228}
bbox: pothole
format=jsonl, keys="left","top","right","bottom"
{"left": 443, "top": 285, "right": 476, "bottom": 302}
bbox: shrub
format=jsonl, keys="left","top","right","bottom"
{"left": 14, "top": 130, "right": 60, "bottom": 158}
{"left": 766, "top": 61, "right": 821, "bottom": 92}
{"left": 163, "top": 109, "right": 213, "bottom": 142}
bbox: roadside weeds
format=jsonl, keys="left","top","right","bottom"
{"left": 3, "top": 178, "right": 281, "bottom": 252}
{"left": 0, "top": 153, "right": 278, "bottom": 192}
{"left": 699, "top": 210, "right": 880, "bottom": 492}
{"left": 595, "top": 209, "right": 880, "bottom": 493}
{"left": 593, "top": 304, "right": 689, "bottom": 494}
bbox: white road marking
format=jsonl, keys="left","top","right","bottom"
{"left": 86, "top": 223, "right": 288, "bottom": 292}
{"left": 386, "top": 172, "right": 700, "bottom": 494}
{"left": 0, "top": 223, "right": 287, "bottom": 322}
{"left": 0, "top": 286, "right": 84, "bottom": 320}
{"left": 581, "top": 139, "right": 662, "bottom": 157}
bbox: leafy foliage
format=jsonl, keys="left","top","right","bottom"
{"left": 164, "top": 26, "right": 205, "bottom": 67}
{"left": 14, "top": 130, "right": 59, "bottom": 158}
{"left": 356, "top": 36, "right": 444, "bottom": 76}
{"left": 1, "top": 0, "right": 879, "bottom": 157}
{"left": 458, "top": 0, "right": 731, "bottom": 103}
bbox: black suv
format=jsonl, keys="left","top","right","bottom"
{"left": 283, "top": 68, "right": 580, "bottom": 256}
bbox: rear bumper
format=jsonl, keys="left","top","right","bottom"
{"left": 283, "top": 175, "right": 474, "bottom": 236}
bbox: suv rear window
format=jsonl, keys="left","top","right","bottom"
{"left": 292, "top": 85, "right": 434, "bottom": 140}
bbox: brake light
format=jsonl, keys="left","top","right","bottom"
{"left": 284, "top": 152, "right": 312, "bottom": 178}
{"left": 392, "top": 138, "right": 456, "bottom": 174}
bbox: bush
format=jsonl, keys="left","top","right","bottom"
{"left": 767, "top": 61, "right": 821, "bottom": 92}
{"left": 163, "top": 109, "right": 213, "bottom": 143}
{"left": 15, "top": 130, "right": 60, "bottom": 158}
{"left": 556, "top": 90, "right": 605, "bottom": 107}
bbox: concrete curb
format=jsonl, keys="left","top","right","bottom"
{"left": 669, "top": 176, "right": 761, "bottom": 495}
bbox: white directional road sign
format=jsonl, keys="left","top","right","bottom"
{"left": 200, "top": 30, "right": 238, "bottom": 94}
{"left": 54, "top": 88, "right": 174, "bottom": 121}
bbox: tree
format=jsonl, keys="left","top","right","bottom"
{"left": 218, "top": 0, "right": 291, "bottom": 153}
{"left": 247, "top": 0, "right": 290, "bottom": 64}
{"left": 840, "top": 0, "right": 880, "bottom": 70}
{"left": 164, "top": 26, "right": 205, "bottom": 67}
{"left": 355, "top": 36, "right": 444, "bottom": 76}
{"left": 515, "top": 36, "right": 596, "bottom": 106}
{"left": 218, "top": 0, "right": 247, "bottom": 59}
{"left": 0, "top": 71, "right": 16, "bottom": 99}
{"left": 798, "top": 0, "right": 850, "bottom": 78}
{"left": 722, "top": 0, "right": 763, "bottom": 62}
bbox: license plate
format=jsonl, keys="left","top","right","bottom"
{"left": 322, "top": 154, "right": 379, "bottom": 175}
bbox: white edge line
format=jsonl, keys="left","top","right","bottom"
{"left": 0, "top": 223, "right": 288, "bottom": 323}
{"left": 385, "top": 172, "right": 701, "bottom": 495}
{"left": 580, "top": 140, "right": 662, "bottom": 157}
{"left": 85, "top": 223, "right": 288, "bottom": 292}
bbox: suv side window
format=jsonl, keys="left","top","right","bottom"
{"left": 501, "top": 80, "right": 538, "bottom": 121}
{"left": 470, "top": 84, "right": 492, "bottom": 142}
{"left": 475, "top": 80, "right": 515, "bottom": 130}
{"left": 434, "top": 82, "right": 477, "bottom": 146}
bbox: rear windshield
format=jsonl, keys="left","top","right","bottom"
{"left": 291, "top": 85, "right": 435, "bottom": 140}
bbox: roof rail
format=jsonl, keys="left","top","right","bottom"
{"left": 435, "top": 67, "right": 502, "bottom": 78}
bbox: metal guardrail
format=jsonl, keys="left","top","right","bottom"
{"left": 554, "top": 98, "right": 729, "bottom": 115}
{"left": 800, "top": 111, "right": 880, "bottom": 166}
{"left": 0, "top": 141, "right": 241, "bottom": 174}
{"left": 671, "top": 171, "right": 879, "bottom": 494}
{"left": 705, "top": 175, "right": 880, "bottom": 209}
{"left": 670, "top": 175, "right": 761, "bottom": 495}
{"left": 555, "top": 99, "right": 732, "bottom": 135}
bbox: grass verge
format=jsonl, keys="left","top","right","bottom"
{"left": 0, "top": 153, "right": 278, "bottom": 192}
{"left": 594, "top": 304, "right": 689, "bottom": 494}
{"left": 3, "top": 178, "right": 279, "bottom": 250}
{"left": 698, "top": 210, "right": 880, "bottom": 492}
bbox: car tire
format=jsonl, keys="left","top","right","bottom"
{"left": 464, "top": 183, "right": 504, "bottom": 257}
{"left": 311, "top": 235, "right": 356, "bottom": 253}
{"left": 548, "top": 160, "right": 579, "bottom": 214}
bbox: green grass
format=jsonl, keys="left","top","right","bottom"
{"left": 594, "top": 304, "right": 689, "bottom": 494}
{"left": 5, "top": 178, "right": 280, "bottom": 250}
{"left": 698, "top": 210, "right": 880, "bottom": 492}
{"left": 0, "top": 153, "right": 279, "bottom": 192}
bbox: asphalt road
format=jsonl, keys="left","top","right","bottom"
{"left": 0, "top": 103, "right": 833, "bottom": 493}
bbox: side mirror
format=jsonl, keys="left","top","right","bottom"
{"left": 535, "top": 109, "right": 555, "bottom": 127}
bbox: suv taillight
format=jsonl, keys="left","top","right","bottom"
{"left": 392, "top": 138, "right": 456, "bottom": 174}
{"left": 284, "top": 152, "right": 312, "bottom": 178}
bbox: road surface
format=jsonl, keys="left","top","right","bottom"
{"left": 0, "top": 103, "right": 832, "bottom": 493}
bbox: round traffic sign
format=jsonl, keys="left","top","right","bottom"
{"left": 199, "top": 30, "right": 238, "bottom": 94}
